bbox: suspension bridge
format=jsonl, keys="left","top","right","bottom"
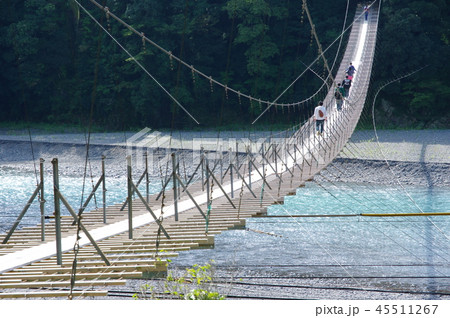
{"left": 2, "top": 2, "right": 440, "bottom": 300}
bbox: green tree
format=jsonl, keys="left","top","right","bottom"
{"left": 0, "top": 0, "right": 447, "bottom": 129}
{"left": 375, "top": 0, "right": 450, "bottom": 127}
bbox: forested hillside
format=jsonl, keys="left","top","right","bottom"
{"left": 0, "top": 0, "right": 448, "bottom": 130}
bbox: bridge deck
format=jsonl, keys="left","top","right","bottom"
{"left": 0, "top": 5, "right": 379, "bottom": 299}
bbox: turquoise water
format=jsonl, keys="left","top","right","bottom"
{"left": 170, "top": 182, "right": 450, "bottom": 281}
{"left": 1, "top": 170, "right": 449, "bottom": 281}
{"left": 0, "top": 169, "right": 161, "bottom": 233}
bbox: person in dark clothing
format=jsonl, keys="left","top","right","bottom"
{"left": 346, "top": 62, "right": 356, "bottom": 80}
{"left": 342, "top": 76, "right": 352, "bottom": 97}
{"left": 335, "top": 83, "right": 345, "bottom": 111}
{"left": 364, "top": 5, "right": 369, "bottom": 21}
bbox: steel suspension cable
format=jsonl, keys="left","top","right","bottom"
{"left": 251, "top": 179, "right": 371, "bottom": 292}
{"left": 370, "top": 68, "right": 450, "bottom": 242}
{"left": 315, "top": 98, "right": 450, "bottom": 257}
{"left": 310, "top": 62, "right": 450, "bottom": 257}
{"left": 72, "top": 141, "right": 176, "bottom": 299}
{"left": 69, "top": 1, "right": 106, "bottom": 296}
{"left": 252, "top": 0, "right": 372, "bottom": 123}
{"left": 86, "top": 0, "right": 351, "bottom": 111}
{"left": 291, "top": 172, "right": 450, "bottom": 273}
{"left": 313, "top": 170, "right": 450, "bottom": 261}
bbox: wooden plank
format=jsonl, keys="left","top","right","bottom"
{"left": 68, "top": 246, "right": 190, "bottom": 253}
{"left": 29, "top": 258, "right": 170, "bottom": 267}
{"left": 12, "top": 264, "right": 157, "bottom": 274}
{"left": 0, "top": 271, "right": 142, "bottom": 281}
{"left": 0, "top": 278, "right": 21, "bottom": 283}
{"left": 0, "top": 279, "right": 126, "bottom": 289}
{"left": 105, "top": 245, "right": 198, "bottom": 252}
{"left": 0, "top": 290, "right": 108, "bottom": 299}
{"left": 98, "top": 237, "right": 212, "bottom": 245}
{"left": 36, "top": 252, "right": 179, "bottom": 262}
{"left": 139, "top": 232, "right": 221, "bottom": 238}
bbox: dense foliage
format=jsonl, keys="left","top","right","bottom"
{"left": 0, "top": 0, "right": 448, "bottom": 130}
{"left": 374, "top": 0, "right": 450, "bottom": 128}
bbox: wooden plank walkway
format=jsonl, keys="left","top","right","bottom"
{"left": 0, "top": 5, "right": 379, "bottom": 299}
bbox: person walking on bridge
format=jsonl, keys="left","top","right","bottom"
{"left": 364, "top": 5, "right": 369, "bottom": 21}
{"left": 342, "top": 75, "right": 352, "bottom": 97}
{"left": 334, "top": 83, "right": 345, "bottom": 111}
{"left": 346, "top": 62, "right": 356, "bottom": 80}
{"left": 314, "top": 101, "right": 327, "bottom": 136}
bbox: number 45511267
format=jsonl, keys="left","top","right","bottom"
{"left": 376, "top": 304, "right": 438, "bottom": 315}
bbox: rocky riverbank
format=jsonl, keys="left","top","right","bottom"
{"left": 0, "top": 129, "right": 449, "bottom": 300}
{"left": 1, "top": 129, "right": 449, "bottom": 187}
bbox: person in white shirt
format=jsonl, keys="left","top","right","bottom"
{"left": 313, "top": 101, "right": 327, "bottom": 136}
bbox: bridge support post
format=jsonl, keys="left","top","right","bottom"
{"left": 247, "top": 146, "right": 252, "bottom": 190}
{"left": 229, "top": 148, "right": 234, "bottom": 198}
{"left": 235, "top": 141, "right": 240, "bottom": 172}
{"left": 145, "top": 152, "right": 149, "bottom": 203}
{"left": 200, "top": 147, "right": 205, "bottom": 192}
{"left": 39, "top": 158, "right": 45, "bottom": 241}
{"left": 172, "top": 153, "right": 179, "bottom": 221}
{"left": 51, "top": 158, "right": 63, "bottom": 265}
{"left": 261, "top": 144, "right": 265, "bottom": 178}
{"left": 127, "top": 155, "right": 133, "bottom": 239}
{"left": 2, "top": 161, "right": 45, "bottom": 245}
{"left": 220, "top": 146, "right": 223, "bottom": 184}
{"left": 205, "top": 157, "right": 210, "bottom": 208}
{"left": 102, "top": 155, "right": 107, "bottom": 224}
{"left": 260, "top": 144, "right": 266, "bottom": 208}
{"left": 121, "top": 153, "right": 152, "bottom": 211}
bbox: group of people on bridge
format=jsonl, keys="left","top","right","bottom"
{"left": 313, "top": 62, "right": 356, "bottom": 136}
{"left": 335, "top": 62, "right": 356, "bottom": 111}
{"left": 312, "top": 3, "right": 370, "bottom": 136}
